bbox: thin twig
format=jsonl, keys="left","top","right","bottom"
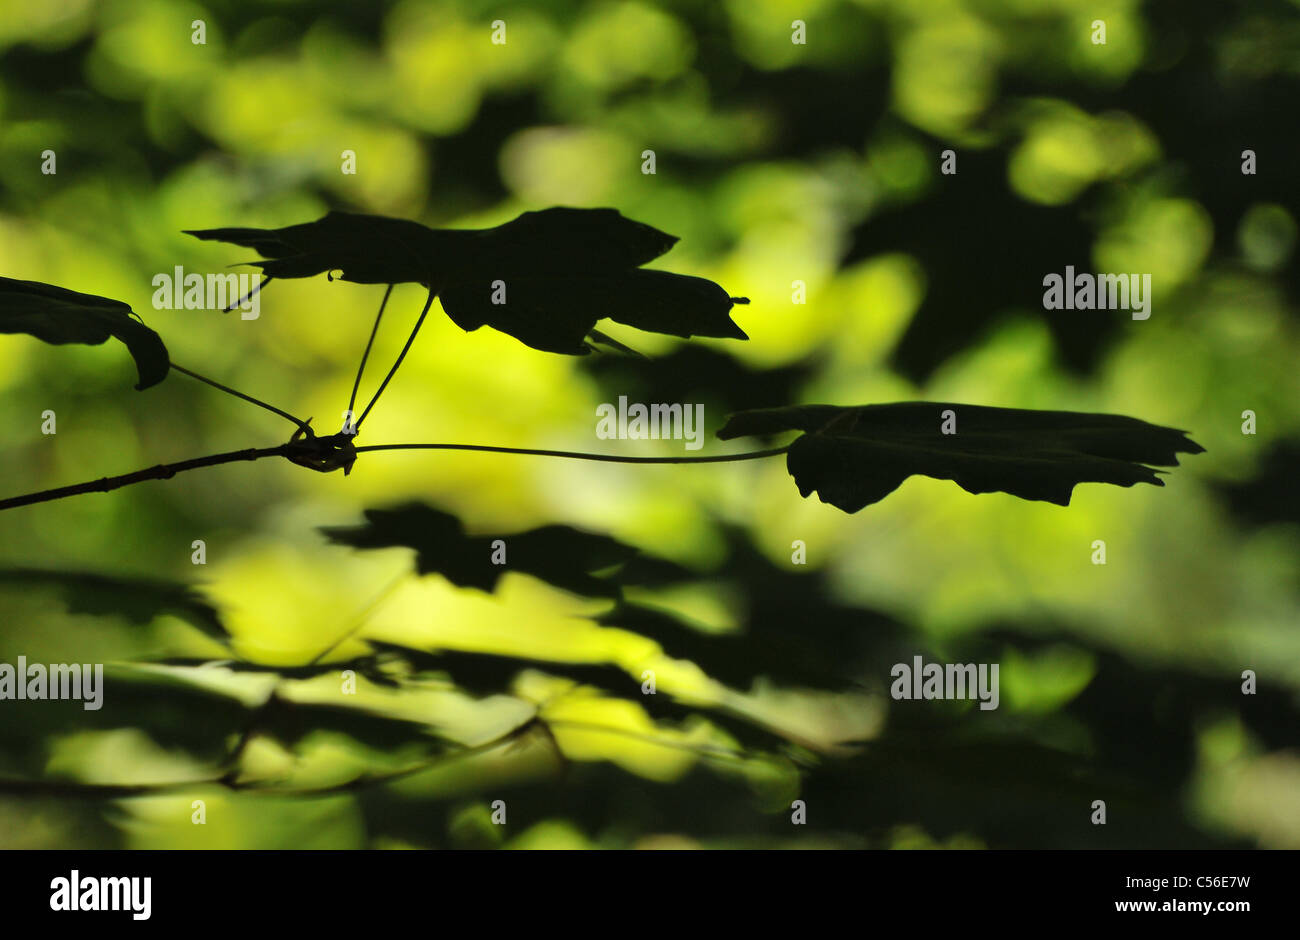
{"left": 0, "top": 441, "right": 790, "bottom": 512}
{"left": 171, "top": 363, "right": 309, "bottom": 430}
{"left": 353, "top": 443, "right": 792, "bottom": 463}
{"left": 345, "top": 284, "right": 393, "bottom": 431}
{"left": 0, "top": 445, "right": 289, "bottom": 511}
{"left": 354, "top": 288, "right": 436, "bottom": 429}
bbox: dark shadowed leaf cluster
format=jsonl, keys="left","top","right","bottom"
{"left": 187, "top": 207, "right": 749, "bottom": 355}
{"left": 320, "top": 501, "right": 687, "bottom": 597}
{"left": 719, "top": 402, "right": 1205, "bottom": 512}
{"left": 0, "top": 568, "right": 226, "bottom": 640}
{"left": 0, "top": 277, "right": 169, "bottom": 389}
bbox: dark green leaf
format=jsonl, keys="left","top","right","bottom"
{"left": 320, "top": 502, "right": 646, "bottom": 597}
{"left": 0, "top": 664, "right": 259, "bottom": 772}
{"left": 0, "top": 277, "right": 169, "bottom": 389}
{"left": 0, "top": 568, "right": 227, "bottom": 640}
{"left": 358, "top": 641, "right": 794, "bottom": 752}
{"left": 718, "top": 402, "right": 1205, "bottom": 511}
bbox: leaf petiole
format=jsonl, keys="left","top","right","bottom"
{"left": 171, "top": 362, "right": 310, "bottom": 430}
{"left": 345, "top": 285, "right": 394, "bottom": 431}
{"left": 354, "top": 287, "right": 436, "bottom": 429}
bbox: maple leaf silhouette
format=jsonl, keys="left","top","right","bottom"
{"left": 719, "top": 402, "right": 1205, "bottom": 512}
{"left": 186, "top": 207, "right": 748, "bottom": 354}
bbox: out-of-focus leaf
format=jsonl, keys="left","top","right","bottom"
{"left": 0, "top": 277, "right": 170, "bottom": 389}
{"left": 0, "top": 568, "right": 226, "bottom": 640}
{"left": 1215, "top": 438, "right": 1300, "bottom": 527}
{"left": 249, "top": 692, "right": 447, "bottom": 752}
{"left": 718, "top": 402, "right": 1205, "bottom": 512}
{"left": 359, "top": 641, "right": 797, "bottom": 754}
{"left": 320, "top": 502, "right": 644, "bottom": 597}
{"left": 144, "top": 656, "right": 408, "bottom": 688}
{"left": 0, "top": 667, "right": 257, "bottom": 770}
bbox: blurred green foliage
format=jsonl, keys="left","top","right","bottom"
{"left": 1, "top": 0, "right": 1298, "bottom": 848}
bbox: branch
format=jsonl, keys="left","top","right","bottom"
{"left": 0, "top": 439, "right": 790, "bottom": 512}
{"left": 355, "top": 287, "right": 436, "bottom": 429}
{"left": 0, "top": 445, "right": 289, "bottom": 511}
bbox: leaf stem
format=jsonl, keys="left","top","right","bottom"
{"left": 352, "top": 442, "right": 791, "bottom": 463}
{"left": 345, "top": 285, "right": 393, "bottom": 430}
{"left": 354, "top": 288, "right": 435, "bottom": 429}
{"left": 220, "top": 275, "right": 271, "bottom": 313}
{"left": 171, "top": 362, "right": 309, "bottom": 430}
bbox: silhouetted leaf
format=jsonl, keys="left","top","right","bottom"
{"left": 186, "top": 207, "right": 747, "bottom": 355}
{"left": 459, "top": 206, "right": 679, "bottom": 274}
{"left": 320, "top": 502, "right": 643, "bottom": 596}
{"left": 0, "top": 568, "right": 226, "bottom": 640}
{"left": 718, "top": 402, "right": 1205, "bottom": 511}
{"left": 185, "top": 212, "right": 442, "bottom": 283}
{"left": 186, "top": 207, "right": 678, "bottom": 285}
{"left": 438, "top": 277, "right": 600, "bottom": 354}
{"left": 440, "top": 270, "right": 748, "bottom": 354}
{"left": 0, "top": 277, "right": 169, "bottom": 389}
{"left": 607, "top": 271, "right": 748, "bottom": 339}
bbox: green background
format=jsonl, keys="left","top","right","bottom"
{"left": 1, "top": 0, "right": 1298, "bottom": 848}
